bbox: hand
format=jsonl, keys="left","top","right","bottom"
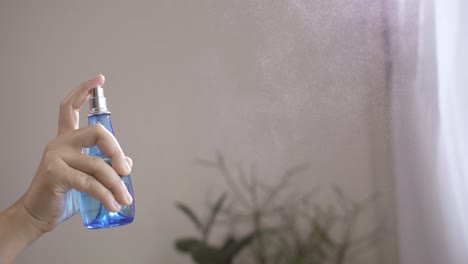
{"left": 0, "top": 75, "right": 133, "bottom": 262}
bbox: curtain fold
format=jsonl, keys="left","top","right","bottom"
{"left": 434, "top": 0, "right": 468, "bottom": 262}
{"left": 391, "top": 0, "right": 468, "bottom": 263}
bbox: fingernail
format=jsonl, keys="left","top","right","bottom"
{"left": 96, "top": 74, "right": 105, "bottom": 83}
{"left": 113, "top": 200, "right": 121, "bottom": 212}
{"left": 125, "top": 161, "right": 132, "bottom": 172}
{"left": 125, "top": 192, "right": 133, "bottom": 205}
{"left": 126, "top": 157, "right": 133, "bottom": 168}
{"left": 121, "top": 180, "right": 133, "bottom": 205}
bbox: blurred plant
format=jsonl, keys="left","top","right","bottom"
{"left": 175, "top": 153, "right": 382, "bottom": 264}
{"left": 175, "top": 193, "right": 260, "bottom": 264}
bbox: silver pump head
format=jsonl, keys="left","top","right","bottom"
{"left": 89, "top": 87, "right": 110, "bottom": 115}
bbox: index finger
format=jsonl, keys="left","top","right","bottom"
{"left": 62, "top": 124, "right": 131, "bottom": 176}
{"left": 57, "top": 74, "right": 105, "bottom": 135}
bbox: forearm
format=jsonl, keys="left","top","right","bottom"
{"left": 0, "top": 199, "right": 46, "bottom": 263}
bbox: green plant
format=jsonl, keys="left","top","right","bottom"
{"left": 175, "top": 193, "right": 260, "bottom": 264}
{"left": 175, "top": 154, "right": 381, "bottom": 264}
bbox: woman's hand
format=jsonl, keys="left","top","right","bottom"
{"left": 0, "top": 75, "right": 133, "bottom": 262}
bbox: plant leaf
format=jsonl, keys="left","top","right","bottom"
{"left": 176, "top": 202, "right": 203, "bottom": 232}
{"left": 203, "top": 192, "right": 228, "bottom": 240}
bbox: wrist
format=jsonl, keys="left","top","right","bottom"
{"left": 0, "top": 199, "right": 47, "bottom": 262}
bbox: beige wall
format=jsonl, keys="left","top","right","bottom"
{"left": 0, "top": 1, "right": 397, "bottom": 263}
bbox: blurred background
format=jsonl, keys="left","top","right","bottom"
{"left": 0, "top": 0, "right": 429, "bottom": 263}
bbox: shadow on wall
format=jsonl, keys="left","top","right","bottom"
{"left": 173, "top": 153, "right": 383, "bottom": 264}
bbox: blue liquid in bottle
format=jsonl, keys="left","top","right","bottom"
{"left": 79, "top": 88, "right": 135, "bottom": 229}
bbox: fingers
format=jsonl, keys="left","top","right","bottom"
{"left": 67, "top": 125, "right": 131, "bottom": 176}
{"left": 62, "top": 165, "right": 122, "bottom": 212}
{"left": 58, "top": 74, "right": 105, "bottom": 135}
{"left": 61, "top": 153, "right": 133, "bottom": 206}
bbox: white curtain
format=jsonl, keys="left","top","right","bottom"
{"left": 391, "top": 0, "right": 468, "bottom": 263}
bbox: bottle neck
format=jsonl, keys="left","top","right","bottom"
{"left": 86, "top": 113, "right": 114, "bottom": 157}
{"left": 88, "top": 113, "right": 114, "bottom": 134}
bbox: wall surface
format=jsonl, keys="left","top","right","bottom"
{"left": 0, "top": 1, "right": 397, "bottom": 263}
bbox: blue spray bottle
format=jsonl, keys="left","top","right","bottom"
{"left": 79, "top": 87, "right": 135, "bottom": 229}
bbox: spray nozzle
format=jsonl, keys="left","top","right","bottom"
{"left": 89, "top": 87, "right": 110, "bottom": 115}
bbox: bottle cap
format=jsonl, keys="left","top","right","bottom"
{"left": 89, "top": 87, "right": 110, "bottom": 115}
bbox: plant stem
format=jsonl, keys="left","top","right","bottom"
{"left": 253, "top": 210, "right": 267, "bottom": 264}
